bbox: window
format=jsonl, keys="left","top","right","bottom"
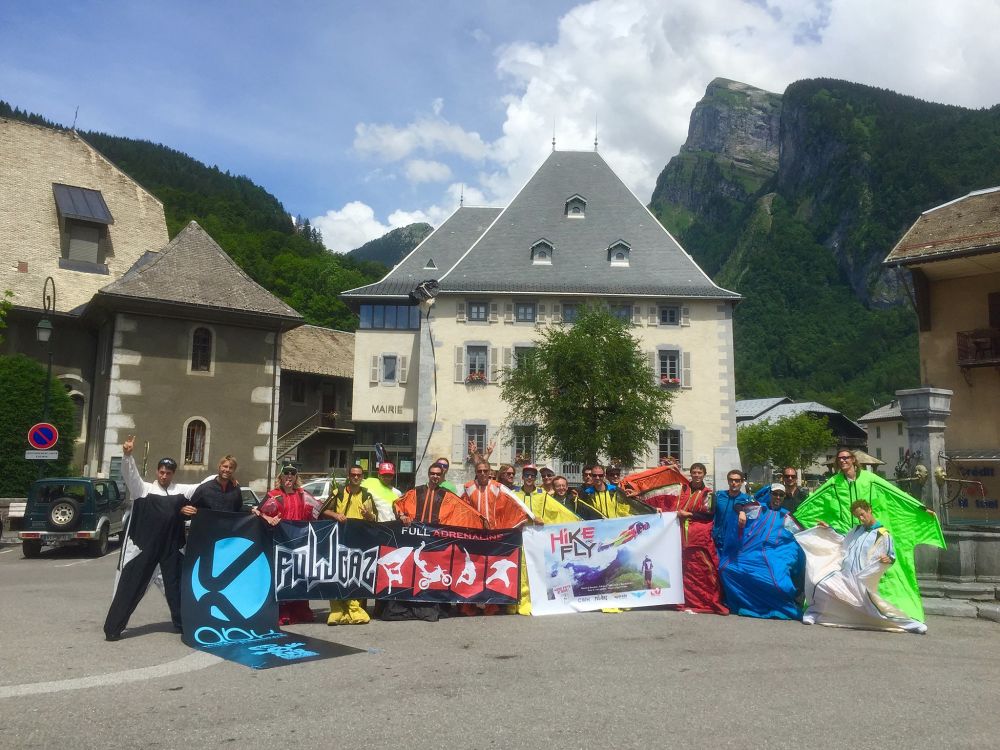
{"left": 562, "top": 303, "right": 579, "bottom": 324}
{"left": 467, "top": 345, "right": 488, "bottom": 380}
{"left": 358, "top": 304, "right": 420, "bottom": 330}
{"left": 382, "top": 354, "right": 398, "bottom": 384}
{"left": 564, "top": 194, "right": 586, "bottom": 218}
{"left": 897, "top": 422, "right": 903, "bottom": 436}
{"left": 329, "top": 449, "right": 348, "bottom": 469}
{"left": 875, "top": 425, "right": 881, "bottom": 440}
{"left": 658, "top": 429, "right": 682, "bottom": 464}
{"left": 290, "top": 376, "right": 306, "bottom": 404}
{"left": 514, "top": 346, "right": 535, "bottom": 370}
{"left": 184, "top": 420, "right": 207, "bottom": 465}
{"left": 876, "top": 447, "right": 883, "bottom": 460}
{"left": 658, "top": 350, "right": 680, "bottom": 385}
{"left": 512, "top": 425, "right": 537, "bottom": 464}
{"left": 515, "top": 302, "right": 536, "bottom": 323}
{"left": 466, "top": 425, "right": 487, "bottom": 457}
{"left": 610, "top": 304, "right": 631, "bottom": 323}
{"left": 608, "top": 241, "right": 631, "bottom": 267}
{"left": 53, "top": 184, "right": 113, "bottom": 271}
{"left": 70, "top": 393, "right": 85, "bottom": 438}
{"left": 659, "top": 306, "right": 680, "bottom": 326}
{"left": 191, "top": 327, "right": 212, "bottom": 372}
{"left": 468, "top": 301, "right": 488, "bottom": 322}
{"left": 898, "top": 446, "right": 905, "bottom": 460}
{"left": 531, "top": 240, "right": 553, "bottom": 265}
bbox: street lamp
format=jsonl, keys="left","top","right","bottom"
{"left": 36, "top": 277, "right": 56, "bottom": 425}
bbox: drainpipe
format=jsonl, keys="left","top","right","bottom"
{"left": 268, "top": 328, "right": 280, "bottom": 489}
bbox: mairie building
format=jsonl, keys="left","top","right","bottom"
{"left": 342, "top": 149, "right": 741, "bottom": 487}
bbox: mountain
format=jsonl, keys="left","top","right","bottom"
{"left": 0, "top": 100, "right": 387, "bottom": 331}
{"left": 651, "top": 78, "right": 1000, "bottom": 418}
{"left": 348, "top": 223, "right": 433, "bottom": 266}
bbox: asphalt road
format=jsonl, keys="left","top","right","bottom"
{"left": 1, "top": 539, "right": 998, "bottom": 750}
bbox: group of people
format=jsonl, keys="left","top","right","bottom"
{"left": 103, "top": 435, "right": 943, "bottom": 640}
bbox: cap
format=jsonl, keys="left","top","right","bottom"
{"left": 521, "top": 463, "right": 538, "bottom": 473}
{"left": 769, "top": 482, "right": 786, "bottom": 494}
{"left": 539, "top": 465, "right": 554, "bottom": 476}
{"left": 281, "top": 465, "right": 298, "bottom": 475}
{"left": 378, "top": 462, "right": 395, "bottom": 475}
{"left": 157, "top": 457, "right": 178, "bottom": 471}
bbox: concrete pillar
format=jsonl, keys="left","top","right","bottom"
{"left": 896, "top": 387, "right": 952, "bottom": 515}
{"left": 414, "top": 302, "right": 438, "bottom": 480}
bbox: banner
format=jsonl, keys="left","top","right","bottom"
{"left": 182, "top": 511, "right": 362, "bottom": 669}
{"left": 273, "top": 520, "right": 522, "bottom": 605}
{"left": 523, "top": 513, "right": 683, "bottom": 615}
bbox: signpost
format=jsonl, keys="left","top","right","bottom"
{"left": 25, "top": 450, "right": 58, "bottom": 460}
{"left": 27, "top": 422, "right": 59, "bottom": 451}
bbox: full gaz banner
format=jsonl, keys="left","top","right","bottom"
{"left": 522, "top": 512, "right": 684, "bottom": 615}
{"left": 273, "top": 520, "right": 522, "bottom": 605}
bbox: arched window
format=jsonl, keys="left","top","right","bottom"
{"left": 191, "top": 327, "right": 212, "bottom": 372}
{"left": 184, "top": 419, "right": 207, "bottom": 465}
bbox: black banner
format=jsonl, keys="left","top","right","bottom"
{"left": 182, "top": 511, "right": 361, "bottom": 669}
{"left": 273, "top": 520, "right": 522, "bottom": 605}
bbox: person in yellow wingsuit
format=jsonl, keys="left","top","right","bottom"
{"left": 513, "top": 465, "right": 580, "bottom": 615}
{"left": 321, "top": 466, "right": 378, "bottom": 625}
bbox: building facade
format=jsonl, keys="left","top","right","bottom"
{"left": 857, "top": 401, "right": 909, "bottom": 474}
{"left": 343, "top": 150, "right": 740, "bottom": 488}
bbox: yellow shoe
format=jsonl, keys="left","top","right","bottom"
{"left": 327, "top": 600, "right": 349, "bottom": 625}
{"left": 346, "top": 599, "right": 370, "bottom": 624}
{"left": 601, "top": 607, "right": 623, "bottom": 613}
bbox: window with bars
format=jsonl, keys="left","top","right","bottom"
{"left": 658, "top": 429, "right": 682, "bottom": 465}
{"left": 185, "top": 420, "right": 207, "bottom": 465}
{"left": 191, "top": 327, "right": 212, "bottom": 372}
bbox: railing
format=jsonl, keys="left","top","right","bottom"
{"left": 957, "top": 329, "right": 1000, "bottom": 368}
{"left": 278, "top": 411, "right": 321, "bottom": 445}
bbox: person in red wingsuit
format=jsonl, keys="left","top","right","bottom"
{"left": 621, "top": 463, "right": 728, "bottom": 615}
{"left": 255, "top": 465, "right": 324, "bottom": 625}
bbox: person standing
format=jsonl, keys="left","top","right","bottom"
{"left": 361, "top": 462, "right": 402, "bottom": 522}
{"left": 256, "top": 466, "right": 323, "bottom": 625}
{"left": 586, "top": 465, "right": 638, "bottom": 519}
{"left": 780, "top": 467, "right": 809, "bottom": 513}
{"left": 103, "top": 435, "right": 210, "bottom": 641}
{"left": 185, "top": 455, "right": 242, "bottom": 514}
{"left": 462, "top": 461, "right": 532, "bottom": 529}
{"left": 321, "top": 466, "right": 377, "bottom": 625}
{"left": 539, "top": 466, "right": 556, "bottom": 494}
{"left": 394, "top": 464, "right": 485, "bottom": 527}
{"left": 713, "top": 469, "right": 749, "bottom": 556}
{"left": 432, "top": 456, "right": 461, "bottom": 495}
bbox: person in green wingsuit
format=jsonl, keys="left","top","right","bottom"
{"left": 792, "top": 448, "right": 945, "bottom": 625}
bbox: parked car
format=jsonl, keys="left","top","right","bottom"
{"left": 240, "top": 487, "right": 262, "bottom": 512}
{"left": 14, "top": 478, "right": 127, "bottom": 558}
{"left": 300, "top": 476, "right": 343, "bottom": 502}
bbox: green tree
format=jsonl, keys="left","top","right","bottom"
{"left": 737, "top": 413, "right": 836, "bottom": 476}
{"left": 0, "top": 290, "right": 12, "bottom": 345}
{"left": 499, "top": 306, "right": 673, "bottom": 466}
{"left": 0, "top": 355, "right": 78, "bottom": 495}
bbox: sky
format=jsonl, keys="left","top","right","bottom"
{"left": 3, "top": 0, "right": 1000, "bottom": 252}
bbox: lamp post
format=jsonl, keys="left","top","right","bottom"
{"left": 35, "top": 278, "right": 56, "bottom": 478}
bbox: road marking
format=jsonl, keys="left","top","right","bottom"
{"left": 0, "top": 651, "right": 222, "bottom": 699}
{"left": 0, "top": 548, "right": 15, "bottom": 554}
{"left": 54, "top": 559, "right": 93, "bottom": 568}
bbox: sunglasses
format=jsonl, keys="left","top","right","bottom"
{"left": 837, "top": 455, "right": 853, "bottom": 461}
{"left": 782, "top": 475, "right": 797, "bottom": 479}
{"left": 541, "top": 473, "right": 554, "bottom": 478}
{"left": 728, "top": 477, "right": 742, "bottom": 483}
{"left": 429, "top": 472, "right": 443, "bottom": 477}
{"left": 592, "top": 473, "right": 605, "bottom": 478}
{"left": 281, "top": 469, "right": 297, "bottom": 475}
{"left": 349, "top": 473, "right": 363, "bottom": 478}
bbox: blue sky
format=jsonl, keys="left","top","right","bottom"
{"left": 3, "top": 1, "right": 1000, "bottom": 251}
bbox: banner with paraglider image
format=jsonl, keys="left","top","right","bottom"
{"left": 522, "top": 513, "right": 683, "bottom": 615}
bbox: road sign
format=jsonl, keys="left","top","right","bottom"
{"left": 27, "top": 423, "right": 59, "bottom": 450}
{"left": 25, "top": 450, "right": 59, "bottom": 460}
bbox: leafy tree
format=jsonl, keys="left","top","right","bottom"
{"left": 0, "top": 355, "right": 78, "bottom": 495}
{"left": 499, "top": 306, "right": 673, "bottom": 467}
{"left": 737, "top": 413, "right": 836, "bottom": 477}
{"left": 0, "top": 290, "right": 11, "bottom": 345}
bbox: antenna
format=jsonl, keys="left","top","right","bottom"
{"left": 71, "top": 106, "right": 79, "bottom": 130}
{"left": 459, "top": 184, "right": 464, "bottom": 208}
{"left": 594, "top": 112, "right": 599, "bottom": 151}
{"left": 552, "top": 117, "right": 556, "bottom": 152}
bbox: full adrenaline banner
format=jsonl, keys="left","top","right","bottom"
{"left": 273, "top": 520, "right": 522, "bottom": 605}
{"left": 522, "top": 513, "right": 684, "bottom": 615}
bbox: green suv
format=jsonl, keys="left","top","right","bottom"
{"left": 14, "top": 478, "right": 126, "bottom": 558}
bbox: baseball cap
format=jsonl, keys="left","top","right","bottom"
{"left": 521, "top": 463, "right": 538, "bottom": 474}
{"left": 378, "top": 462, "right": 396, "bottom": 475}
{"left": 769, "top": 482, "right": 786, "bottom": 494}
{"left": 281, "top": 465, "right": 298, "bottom": 475}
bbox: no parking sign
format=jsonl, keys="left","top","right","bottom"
{"left": 27, "top": 422, "right": 59, "bottom": 450}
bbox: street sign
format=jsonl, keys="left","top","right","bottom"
{"left": 27, "top": 423, "right": 59, "bottom": 450}
{"left": 25, "top": 450, "right": 58, "bottom": 460}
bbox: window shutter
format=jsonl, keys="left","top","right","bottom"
{"left": 489, "top": 347, "right": 500, "bottom": 383}
{"left": 632, "top": 304, "right": 642, "bottom": 326}
{"left": 649, "top": 351, "right": 657, "bottom": 384}
{"left": 648, "top": 306, "right": 658, "bottom": 326}
{"left": 681, "top": 306, "right": 691, "bottom": 327}
{"left": 682, "top": 351, "right": 692, "bottom": 388}
{"left": 456, "top": 302, "right": 467, "bottom": 323}
{"left": 502, "top": 346, "right": 512, "bottom": 372}
{"left": 489, "top": 303, "right": 499, "bottom": 323}
{"left": 454, "top": 347, "right": 465, "bottom": 382}
{"left": 399, "top": 355, "right": 408, "bottom": 384}
{"left": 370, "top": 355, "right": 379, "bottom": 384}
{"left": 551, "top": 303, "right": 561, "bottom": 322}
{"left": 682, "top": 431, "right": 693, "bottom": 469}
{"left": 504, "top": 303, "right": 514, "bottom": 323}
{"left": 453, "top": 425, "right": 467, "bottom": 465}
{"left": 537, "top": 303, "right": 547, "bottom": 323}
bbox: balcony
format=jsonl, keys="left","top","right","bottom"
{"left": 957, "top": 329, "right": 1000, "bottom": 368}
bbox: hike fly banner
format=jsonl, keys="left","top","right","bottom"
{"left": 522, "top": 513, "right": 683, "bottom": 615}
{"left": 273, "top": 520, "right": 522, "bottom": 605}
{"left": 181, "top": 511, "right": 361, "bottom": 669}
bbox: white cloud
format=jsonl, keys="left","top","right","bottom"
{"left": 404, "top": 158, "right": 452, "bottom": 183}
{"left": 353, "top": 107, "right": 490, "bottom": 162}
{"left": 312, "top": 201, "right": 396, "bottom": 253}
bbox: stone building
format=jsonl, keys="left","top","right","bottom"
{"left": 343, "top": 150, "right": 741, "bottom": 488}
{"left": 857, "top": 400, "right": 909, "bottom": 473}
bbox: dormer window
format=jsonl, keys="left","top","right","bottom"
{"left": 608, "top": 240, "right": 631, "bottom": 267}
{"left": 53, "top": 183, "right": 114, "bottom": 273}
{"left": 531, "top": 239, "right": 553, "bottom": 266}
{"left": 565, "top": 194, "right": 587, "bottom": 218}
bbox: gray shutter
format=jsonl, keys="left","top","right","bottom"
{"left": 399, "top": 355, "right": 409, "bottom": 384}
{"left": 649, "top": 351, "right": 658, "bottom": 384}
{"left": 537, "top": 303, "right": 547, "bottom": 323}
{"left": 456, "top": 302, "right": 466, "bottom": 323}
{"left": 552, "top": 303, "right": 561, "bottom": 322}
{"left": 502, "top": 346, "right": 512, "bottom": 372}
{"left": 454, "top": 347, "right": 465, "bottom": 382}
{"left": 68, "top": 223, "right": 101, "bottom": 263}
{"left": 682, "top": 351, "right": 692, "bottom": 388}
{"left": 682, "top": 431, "right": 693, "bottom": 469}
{"left": 453, "top": 425, "right": 467, "bottom": 465}
{"left": 504, "top": 303, "right": 514, "bottom": 323}
{"left": 681, "top": 306, "right": 691, "bottom": 327}
{"left": 648, "top": 305, "right": 658, "bottom": 326}
{"left": 369, "top": 355, "right": 379, "bottom": 384}
{"left": 489, "top": 303, "right": 499, "bottom": 323}
{"left": 632, "top": 304, "right": 642, "bottom": 326}
{"left": 489, "top": 347, "right": 500, "bottom": 383}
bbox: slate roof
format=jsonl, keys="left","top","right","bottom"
{"left": 884, "top": 187, "right": 1000, "bottom": 266}
{"left": 281, "top": 325, "right": 354, "bottom": 378}
{"left": 857, "top": 401, "right": 902, "bottom": 423}
{"left": 97, "top": 221, "right": 301, "bottom": 322}
{"left": 739, "top": 399, "right": 866, "bottom": 437}
{"left": 343, "top": 151, "right": 739, "bottom": 300}
{"left": 734, "top": 397, "right": 790, "bottom": 420}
